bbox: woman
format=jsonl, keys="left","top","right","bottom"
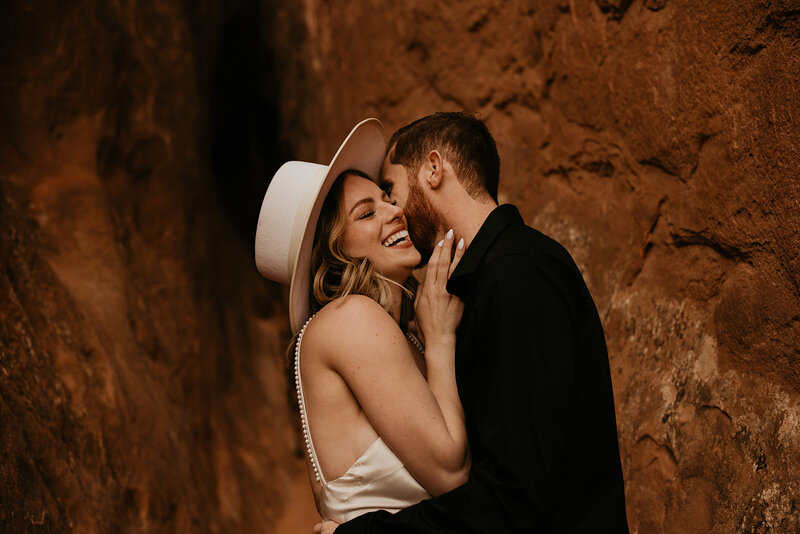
{"left": 255, "top": 119, "right": 469, "bottom": 524}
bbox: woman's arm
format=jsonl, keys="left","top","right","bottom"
{"left": 316, "top": 237, "right": 468, "bottom": 496}
{"left": 411, "top": 233, "right": 469, "bottom": 489}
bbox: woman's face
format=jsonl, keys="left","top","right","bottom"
{"left": 341, "top": 174, "right": 421, "bottom": 282}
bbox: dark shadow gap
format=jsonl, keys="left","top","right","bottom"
{"left": 207, "top": 1, "right": 289, "bottom": 247}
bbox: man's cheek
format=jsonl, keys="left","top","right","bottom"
{"left": 407, "top": 218, "right": 422, "bottom": 244}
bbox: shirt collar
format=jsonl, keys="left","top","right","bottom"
{"left": 447, "top": 204, "right": 523, "bottom": 297}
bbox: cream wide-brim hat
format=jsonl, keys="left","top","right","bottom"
{"left": 255, "top": 118, "right": 386, "bottom": 334}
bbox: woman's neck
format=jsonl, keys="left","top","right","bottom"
{"left": 389, "top": 283, "right": 404, "bottom": 324}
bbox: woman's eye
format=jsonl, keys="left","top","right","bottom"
{"left": 359, "top": 210, "right": 375, "bottom": 220}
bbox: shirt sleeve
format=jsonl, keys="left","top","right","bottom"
{"left": 336, "top": 253, "right": 578, "bottom": 533}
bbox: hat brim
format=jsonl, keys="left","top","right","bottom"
{"left": 287, "top": 118, "right": 386, "bottom": 334}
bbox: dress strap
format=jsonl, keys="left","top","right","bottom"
{"left": 294, "top": 315, "right": 327, "bottom": 484}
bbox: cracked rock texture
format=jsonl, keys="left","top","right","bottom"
{"left": 265, "top": 0, "right": 800, "bottom": 532}
{"left": 2, "top": 0, "right": 799, "bottom": 533}
{"left": 1, "top": 1, "right": 298, "bottom": 532}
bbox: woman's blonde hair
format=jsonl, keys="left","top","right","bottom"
{"left": 287, "top": 169, "right": 417, "bottom": 361}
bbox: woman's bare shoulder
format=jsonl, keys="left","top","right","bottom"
{"left": 305, "top": 295, "right": 405, "bottom": 366}
{"left": 313, "top": 295, "right": 394, "bottom": 331}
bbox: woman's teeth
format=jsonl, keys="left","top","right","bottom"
{"left": 383, "top": 229, "right": 409, "bottom": 247}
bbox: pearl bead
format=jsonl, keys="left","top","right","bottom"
{"left": 293, "top": 314, "right": 326, "bottom": 483}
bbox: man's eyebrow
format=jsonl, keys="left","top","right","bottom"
{"left": 349, "top": 197, "right": 374, "bottom": 215}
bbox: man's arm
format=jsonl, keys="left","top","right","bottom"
{"left": 337, "top": 253, "right": 578, "bottom": 533}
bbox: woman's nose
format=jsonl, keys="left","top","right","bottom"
{"left": 385, "top": 200, "right": 404, "bottom": 222}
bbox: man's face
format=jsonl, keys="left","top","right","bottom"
{"left": 379, "top": 154, "right": 446, "bottom": 265}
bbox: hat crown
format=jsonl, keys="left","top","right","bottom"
{"left": 254, "top": 118, "right": 385, "bottom": 333}
{"left": 255, "top": 161, "right": 327, "bottom": 284}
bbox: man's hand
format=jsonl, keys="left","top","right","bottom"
{"left": 312, "top": 520, "right": 339, "bottom": 534}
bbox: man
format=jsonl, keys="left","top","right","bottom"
{"left": 317, "top": 112, "right": 628, "bottom": 533}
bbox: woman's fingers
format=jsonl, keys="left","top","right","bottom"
{"left": 437, "top": 229, "right": 454, "bottom": 285}
{"left": 448, "top": 237, "right": 465, "bottom": 278}
{"left": 414, "top": 275, "right": 425, "bottom": 312}
{"left": 428, "top": 234, "right": 445, "bottom": 286}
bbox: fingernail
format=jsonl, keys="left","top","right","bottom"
{"left": 457, "top": 238, "right": 464, "bottom": 250}
{"left": 437, "top": 239, "right": 444, "bottom": 247}
{"left": 446, "top": 229, "right": 454, "bottom": 240}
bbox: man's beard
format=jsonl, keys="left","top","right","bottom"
{"left": 405, "top": 177, "right": 447, "bottom": 266}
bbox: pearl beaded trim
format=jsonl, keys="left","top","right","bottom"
{"left": 294, "top": 316, "right": 323, "bottom": 482}
{"left": 294, "top": 315, "right": 425, "bottom": 484}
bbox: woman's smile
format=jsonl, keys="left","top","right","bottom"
{"left": 382, "top": 228, "right": 412, "bottom": 248}
{"left": 342, "top": 174, "right": 422, "bottom": 280}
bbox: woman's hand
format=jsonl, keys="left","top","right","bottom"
{"left": 414, "top": 229, "right": 465, "bottom": 347}
{"left": 319, "top": 229, "right": 470, "bottom": 496}
{"left": 313, "top": 520, "right": 339, "bottom": 533}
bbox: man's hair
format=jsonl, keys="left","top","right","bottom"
{"left": 388, "top": 111, "right": 500, "bottom": 202}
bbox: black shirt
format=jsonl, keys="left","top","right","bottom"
{"left": 338, "top": 204, "right": 629, "bottom": 533}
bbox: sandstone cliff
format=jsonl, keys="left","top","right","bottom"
{"left": 265, "top": 1, "right": 800, "bottom": 531}
{"left": 1, "top": 1, "right": 299, "bottom": 532}
{"left": 1, "top": 0, "right": 798, "bottom": 533}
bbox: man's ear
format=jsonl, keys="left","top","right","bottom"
{"left": 423, "top": 150, "right": 444, "bottom": 190}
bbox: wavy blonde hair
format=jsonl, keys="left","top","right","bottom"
{"left": 287, "top": 169, "right": 418, "bottom": 360}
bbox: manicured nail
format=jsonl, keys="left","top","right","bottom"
{"left": 457, "top": 238, "right": 464, "bottom": 250}
{"left": 446, "top": 229, "right": 454, "bottom": 240}
{"left": 437, "top": 239, "right": 444, "bottom": 247}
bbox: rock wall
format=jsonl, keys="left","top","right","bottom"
{"left": 2, "top": 0, "right": 798, "bottom": 532}
{"left": 265, "top": 1, "right": 800, "bottom": 532}
{"left": 0, "top": 1, "right": 299, "bottom": 532}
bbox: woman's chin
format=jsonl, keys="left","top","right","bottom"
{"left": 409, "top": 247, "right": 423, "bottom": 271}
{"left": 373, "top": 243, "right": 421, "bottom": 282}
{"left": 407, "top": 248, "right": 422, "bottom": 271}
{"left": 387, "top": 259, "right": 420, "bottom": 284}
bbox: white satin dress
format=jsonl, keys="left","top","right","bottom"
{"left": 294, "top": 317, "right": 431, "bottom": 523}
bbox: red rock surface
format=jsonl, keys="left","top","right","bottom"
{"left": 265, "top": 0, "right": 800, "bottom": 531}
{"left": 1, "top": 1, "right": 301, "bottom": 532}
{"left": 2, "top": 0, "right": 799, "bottom": 533}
